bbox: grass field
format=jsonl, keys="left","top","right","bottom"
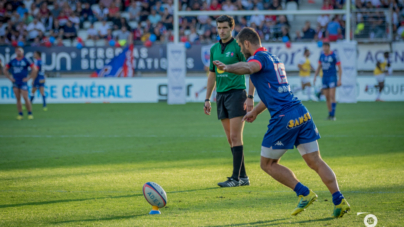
{"left": 0, "top": 102, "right": 403, "bottom": 227}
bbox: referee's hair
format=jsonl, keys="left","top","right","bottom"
{"left": 236, "top": 27, "right": 261, "bottom": 46}
{"left": 216, "top": 15, "right": 234, "bottom": 28}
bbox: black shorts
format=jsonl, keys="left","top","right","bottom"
{"left": 216, "top": 89, "right": 247, "bottom": 120}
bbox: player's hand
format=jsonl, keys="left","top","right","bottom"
{"left": 204, "top": 101, "right": 211, "bottom": 115}
{"left": 23, "top": 77, "right": 29, "bottom": 82}
{"left": 242, "top": 110, "right": 257, "bottom": 123}
{"left": 213, "top": 61, "right": 227, "bottom": 72}
{"left": 337, "top": 81, "right": 342, "bottom": 87}
{"left": 245, "top": 98, "right": 254, "bottom": 112}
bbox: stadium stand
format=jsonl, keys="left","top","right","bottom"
{"left": 0, "top": 0, "right": 403, "bottom": 47}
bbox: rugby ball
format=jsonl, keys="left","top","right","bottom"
{"left": 143, "top": 182, "right": 167, "bottom": 208}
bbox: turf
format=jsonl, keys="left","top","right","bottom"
{"left": 0, "top": 102, "right": 403, "bottom": 227}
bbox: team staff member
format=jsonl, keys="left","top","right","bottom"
{"left": 3, "top": 47, "right": 37, "bottom": 120}
{"left": 365, "top": 52, "right": 391, "bottom": 101}
{"left": 204, "top": 15, "right": 255, "bottom": 187}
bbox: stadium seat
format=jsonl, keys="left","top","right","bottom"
{"left": 85, "top": 40, "right": 95, "bottom": 46}
{"left": 83, "top": 21, "right": 91, "bottom": 29}
{"left": 95, "top": 40, "right": 106, "bottom": 46}
{"left": 121, "top": 12, "right": 130, "bottom": 20}
{"left": 94, "top": 22, "right": 103, "bottom": 30}
{"left": 78, "top": 30, "right": 88, "bottom": 41}
{"left": 184, "top": 30, "right": 191, "bottom": 35}
{"left": 286, "top": 2, "right": 298, "bottom": 21}
{"left": 62, "top": 39, "right": 72, "bottom": 47}
{"left": 48, "top": 5, "right": 54, "bottom": 10}
{"left": 129, "top": 21, "right": 138, "bottom": 29}
{"left": 112, "top": 30, "right": 119, "bottom": 37}
{"left": 72, "top": 39, "right": 79, "bottom": 47}
{"left": 91, "top": 4, "right": 99, "bottom": 12}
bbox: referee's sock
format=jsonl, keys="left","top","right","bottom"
{"left": 231, "top": 145, "right": 244, "bottom": 180}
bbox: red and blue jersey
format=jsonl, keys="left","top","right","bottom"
{"left": 247, "top": 47, "right": 301, "bottom": 117}
{"left": 6, "top": 57, "right": 36, "bottom": 83}
{"left": 318, "top": 51, "right": 340, "bottom": 78}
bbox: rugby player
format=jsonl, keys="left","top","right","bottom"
{"left": 313, "top": 42, "right": 342, "bottom": 120}
{"left": 30, "top": 51, "right": 47, "bottom": 111}
{"left": 3, "top": 47, "right": 37, "bottom": 120}
{"left": 204, "top": 15, "right": 256, "bottom": 187}
{"left": 213, "top": 27, "right": 350, "bottom": 218}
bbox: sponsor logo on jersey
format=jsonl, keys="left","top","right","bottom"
{"left": 226, "top": 52, "right": 231, "bottom": 57}
{"left": 286, "top": 112, "right": 312, "bottom": 130}
{"left": 217, "top": 68, "right": 225, "bottom": 74}
{"left": 275, "top": 141, "right": 284, "bottom": 146}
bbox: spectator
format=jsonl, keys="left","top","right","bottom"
{"left": 22, "top": 12, "right": 33, "bottom": 25}
{"left": 253, "top": 0, "right": 264, "bottom": 10}
{"left": 317, "top": 14, "right": 329, "bottom": 28}
{"left": 153, "top": 26, "right": 162, "bottom": 41}
{"left": 127, "top": 1, "right": 140, "bottom": 21}
{"left": 242, "top": 0, "right": 254, "bottom": 10}
{"left": 62, "top": 20, "right": 77, "bottom": 39}
{"left": 113, "top": 16, "right": 130, "bottom": 30}
{"left": 108, "top": 0, "right": 120, "bottom": 20}
{"left": 50, "top": 19, "right": 63, "bottom": 37}
{"left": 223, "top": 0, "right": 237, "bottom": 11}
{"left": 31, "top": 37, "right": 41, "bottom": 46}
{"left": 29, "top": 3, "right": 39, "bottom": 17}
{"left": 0, "top": 21, "right": 6, "bottom": 37}
{"left": 153, "top": 1, "right": 165, "bottom": 15}
{"left": 100, "top": 0, "right": 114, "bottom": 8}
{"left": 163, "top": 0, "right": 174, "bottom": 14}
{"left": 302, "top": 21, "right": 316, "bottom": 39}
{"left": 262, "top": 20, "right": 272, "bottom": 41}
{"left": 210, "top": 0, "right": 222, "bottom": 10}
{"left": 295, "top": 31, "right": 303, "bottom": 41}
{"left": 161, "top": 8, "right": 173, "bottom": 30}
{"left": 69, "top": 12, "right": 80, "bottom": 28}
{"left": 27, "top": 18, "right": 45, "bottom": 41}
{"left": 56, "top": 37, "right": 64, "bottom": 46}
{"left": 269, "top": 0, "right": 282, "bottom": 10}
{"left": 81, "top": 3, "right": 95, "bottom": 23}
{"left": 74, "top": 2, "right": 82, "bottom": 15}
{"left": 133, "top": 25, "right": 142, "bottom": 41}
{"left": 115, "top": 26, "right": 130, "bottom": 41}
{"left": 16, "top": 3, "right": 28, "bottom": 18}
{"left": 326, "top": 16, "right": 341, "bottom": 41}
{"left": 105, "top": 28, "right": 114, "bottom": 41}
{"left": 281, "top": 26, "right": 291, "bottom": 40}
{"left": 87, "top": 24, "right": 98, "bottom": 40}
{"left": 148, "top": 9, "right": 161, "bottom": 26}
{"left": 51, "top": 3, "right": 61, "bottom": 18}
{"left": 94, "top": 3, "right": 109, "bottom": 21}
{"left": 140, "top": 2, "right": 151, "bottom": 21}
{"left": 250, "top": 7, "right": 265, "bottom": 27}
{"left": 57, "top": 11, "right": 69, "bottom": 27}
{"left": 397, "top": 21, "right": 404, "bottom": 39}
{"left": 322, "top": 0, "right": 334, "bottom": 10}
{"left": 38, "top": 2, "right": 51, "bottom": 18}
{"left": 188, "top": 26, "right": 199, "bottom": 43}
{"left": 98, "top": 20, "right": 110, "bottom": 38}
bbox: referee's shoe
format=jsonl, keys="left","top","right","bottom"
{"left": 218, "top": 177, "right": 250, "bottom": 187}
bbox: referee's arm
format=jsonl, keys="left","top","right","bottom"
{"left": 205, "top": 71, "right": 216, "bottom": 101}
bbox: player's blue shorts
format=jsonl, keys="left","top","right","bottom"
{"left": 262, "top": 104, "right": 321, "bottom": 150}
{"left": 322, "top": 76, "right": 337, "bottom": 89}
{"left": 12, "top": 82, "right": 28, "bottom": 90}
{"left": 33, "top": 76, "right": 45, "bottom": 88}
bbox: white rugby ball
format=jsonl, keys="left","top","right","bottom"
{"left": 143, "top": 182, "right": 167, "bottom": 208}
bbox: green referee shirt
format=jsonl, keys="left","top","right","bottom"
{"left": 209, "top": 38, "right": 246, "bottom": 93}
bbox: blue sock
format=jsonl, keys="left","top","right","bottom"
{"left": 42, "top": 96, "right": 46, "bottom": 107}
{"left": 294, "top": 182, "right": 310, "bottom": 196}
{"left": 19, "top": 112, "right": 23, "bottom": 116}
{"left": 330, "top": 103, "right": 337, "bottom": 117}
{"left": 30, "top": 95, "right": 34, "bottom": 103}
{"left": 28, "top": 111, "right": 32, "bottom": 115}
{"left": 332, "top": 191, "right": 344, "bottom": 205}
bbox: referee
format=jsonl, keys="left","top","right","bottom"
{"left": 204, "top": 15, "right": 255, "bottom": 187}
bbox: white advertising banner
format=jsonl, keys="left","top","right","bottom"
{"left": 1, "top": 76, "right": 403, "bottom": 104}
{"left": 167, "top": 43, "right": 186, "bottom": 104}
{"left": 334, "top": 42, "right": 357, "bottom": 103}
{"left": 261, "top": 42, "right": 404, "bottom": 71}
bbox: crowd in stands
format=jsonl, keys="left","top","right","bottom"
{"left": 0, "top": 0, "right": 403, "bottom": 47}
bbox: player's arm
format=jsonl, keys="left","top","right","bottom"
{"left": 2, "top": 63, "right": 14, "bottom": 82}
{"left": 25, "top": 64, "right": 38, "bottom": 82}
{"left": 213, "top": 61, "right": 261, "bottom": 75}
{"left": 204, "top": 71, "right": 216, "bottom": 115}
{"left": 242, "top": 101, "right": 267, "bottom": 123}
{"left": 337, "top": 63, "right": 342, "bottom": 86}
{"left": 313, "top": 62, "right": 321, "bottom": 84}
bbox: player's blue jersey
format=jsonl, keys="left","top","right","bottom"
{"left": 318, "top": 51, "right": 340, "bottom": 78}
{"left": 33, "top": 59, "right": 45, "bottom": 80}
{"left": 247, "top": 47, "right": 301, "bottom": 117}
{"left": 6, "top": 57, "right": 34, "bottom": 83}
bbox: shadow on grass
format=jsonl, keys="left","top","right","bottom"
{"left": 208, "top": 217, "right": 333, "bottom": 227}
{"left": 52, "top": 214, "right": 147, "bottom": 224}
{"left": 0, "top": 187, "right": 219, "bottom": 209}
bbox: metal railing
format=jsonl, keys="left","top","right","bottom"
{"left": 352, "top": 9, "right": 392, "bottom": 42}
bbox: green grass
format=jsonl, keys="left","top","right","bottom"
{"left": 0, "top": 102, "right": 403, "bottom": 227}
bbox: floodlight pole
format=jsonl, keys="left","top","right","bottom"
{"left": 174, "top": 0, "right": 179, "bottom": 44}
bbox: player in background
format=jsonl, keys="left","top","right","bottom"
{"left": 30, "top": 51, "right": 47, "bottom": 111}
{"left": 3, "top": 47, "right": 37, "bottom": 120}
{"left": 365, "top": 52, "right": 392, "bottom": 101}
{"left": 204, "top": 15, "right": 256, "bottom": 187}
{"left": 213, "top": 27, "right": 350, "bottom": 218}
{"left": 293, "top": 49, "right": 314, "bottom": 101}
{"left": 313, "top": 42, "right": 342, "bottom": 121}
